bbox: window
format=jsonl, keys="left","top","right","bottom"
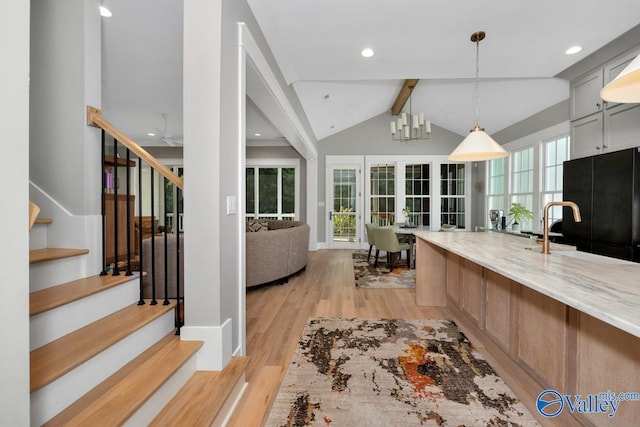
{"left": 405, "top": 164, "right": 430, "bottom": 226}
{"left": 140, "top": 163, "right": 183, "bottom": 232}
{"left": 541, "top": 136, "right": 569, "bottom": 224}
{"left": 484, "top": 124, "right": 571, "bottom": 232}
{"left": 246, "top": 160, "right": 299, "bottom": 220}
{"left": 440, "top": 164, "right": 466, "bottom": 228}
{"left": 487, "top": 158, "right": 505, "bottom": 215}
{"left": 510, "top": 147, "right": 534, "bottom": 230}
{"left": 370, "top": 164, "right": 395, "bottom": 225}
{"left": 332, "top": 168, "right": 357, "bottom": 242}
{"left": 165, "top": 167, "right": 184, "bottom": 231}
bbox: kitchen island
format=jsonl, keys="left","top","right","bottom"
{"left": 414, "top": 231, "right": 640, "bottom": 426}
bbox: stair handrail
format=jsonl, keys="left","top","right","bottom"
{"left": 87, "top": 106, "right": 183, "bottom": 190}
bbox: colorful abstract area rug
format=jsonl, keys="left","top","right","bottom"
{"left": 266, "top": 318, "right": 539, "bottom": 427}
{"left": 352, "top": 250, "right": 414, "bottom": 289}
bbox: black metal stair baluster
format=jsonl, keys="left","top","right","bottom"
{"left": 150, "top": 168, "right": 157, "bottom": 305}
{"left": 112, "top": 139, "right": 120, "bottom": 276}
{"left": 163, "top": 176, "right": 169, "bottom": 305}
{"left": 100, "top": 129, "right": 108, "bottom": 276}
{"left": 125, "top": 148, "right": 133, "bottom": 276}
{"left": 175, "top": 185, "right": 182, "bottom": 335}
{"left": 137, "top": 159, "right": 145, "bottom": 305}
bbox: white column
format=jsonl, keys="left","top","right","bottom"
{"left": 182, "top": 0, "right": 233, "bottom": 370}
{"left": 0, "top": 0, "right": 30, "bottom": 425}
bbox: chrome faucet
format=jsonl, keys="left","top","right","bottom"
{"left": 542, "top": 201, "right": 581, "bottom": 254}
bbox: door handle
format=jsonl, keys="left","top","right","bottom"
{"left": 329, "top": 211, "right": 333, "bottom": 221}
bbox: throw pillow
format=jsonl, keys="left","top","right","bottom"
{"left": 247, "top": 220, "right": 269, "bottom": 232}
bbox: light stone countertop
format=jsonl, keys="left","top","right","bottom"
{"left": 414, "top": 231, "right": 640, "bottom": 339}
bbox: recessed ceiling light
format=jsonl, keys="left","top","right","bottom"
{"left": 565, "top": 45, "right": 582, "bottom": 55}
{"left": 100, "top": 6, "right": 112, "bottom": 17}
{"left": 361, "top": 48, "right": 374, "bottom": 58}
{"left": 254, "top": 133, "right": 261, "bottom": 137}
{"left": 147, "top": 132, "right": 156, "bottom": 137}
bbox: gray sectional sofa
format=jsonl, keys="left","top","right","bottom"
{"left": 245, "top": 220, "right": 309, "bottom": 287}
{"left": 139, "top": 219, "right": 309, "bottom": 298}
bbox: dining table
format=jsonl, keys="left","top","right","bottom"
{"left": 390, "top": 224, "right": 432, "bottom": 268}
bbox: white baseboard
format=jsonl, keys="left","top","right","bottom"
{"left": 180, "top": 318, "right": 233, "bottom": 371}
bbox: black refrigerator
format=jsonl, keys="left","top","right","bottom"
{"left": 562, "top": 147, "right": 640, "bottom": 262}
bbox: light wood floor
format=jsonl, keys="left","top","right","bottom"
{"left": 227, "top": 249, "right": 566, "bottom": 427}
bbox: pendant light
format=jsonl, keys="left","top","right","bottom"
{"left": 449, "top": 31, "right": 508, "bottom": 162}
{"left": 600, "top": 54, "right": 640, "bottom": 103}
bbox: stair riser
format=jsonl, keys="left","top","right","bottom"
{"left": 30, "top": 257, "right": 87, "bottom": 292}
{"left": 123, "top": 353, "right": 198, "bottom": 427}
{"left": 30, "top": 224, "right": 48, "bottom": 250}
{"left": 214, "top": 374, "right": 248, "bottom": 427}
{"left": 30, "top": 310, "right": 176, "bottom": 426}
{"left": 30, "top": 277, "right": 140, "bottom": 351}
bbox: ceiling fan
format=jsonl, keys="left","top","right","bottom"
{"left": 151, "top": 113, "right": 183, "bottom": 147}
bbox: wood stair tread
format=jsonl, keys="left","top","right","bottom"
{"left": 150, "top": 356, "right": 250, "bottom": 427}
{"left": 29, "top": 248, "right": 89, "bottom": 264}
{"left": 30, "top": 300, "right": 176, "bottom": 392}
{"left": 227, "top": 365, "right": 283, "bottom": 427}
{"left": 30, "top": 273, "right": 139, "bottom": 316}
{"left": 34, "top": 217, "right": 53, "bottom": 224}
{"left": 44, "top": 333, "right": 203, "bottom": 427}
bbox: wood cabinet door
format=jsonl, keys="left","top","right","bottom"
{"left": 484, "top": 270, "right": 515, "bottom": 355}
{"left": 415, "top": 239, "right": 447, "bottom": 306}
{"left": 518, "top": 287, "right": 567, "bottom": 390}
{"left": 445, "top": 252, "right": 460, "bottom": 306}
{"left": 576, "top": 313, "right": 640, "bottom": 426}
{"left": 460, "top": 259, "right": 483, "bottom": 328}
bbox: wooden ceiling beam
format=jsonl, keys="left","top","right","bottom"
{"left": 391, "top": 79, "right": 420, "bottom": 116}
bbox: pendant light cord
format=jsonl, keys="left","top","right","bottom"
{"left": 474, "top": 38, "right": 480, "bottom": 128}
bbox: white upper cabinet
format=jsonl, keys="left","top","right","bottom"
{"left": 570, "top": 48, "right": 640, "bottom": 159}
{"left": 604, "top": 102, "right": 640, "bottom": 153}
{"left": 570, "top": 69, "right": 603, "bottom": 121}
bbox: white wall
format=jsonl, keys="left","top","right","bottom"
{"left": 183, "top": 0, "right": 318, "bottom": 361}
{"left": 0, "top": 0, "right": 31, "bottom": 424}
{"left": 182, "top": 0, "right": 226, "bottom": 369}
{"left": 30, "top": 0, "right": 102, "bottom": 216}
{"left": 317, "top": 112, "right": 465, "bottom": 242}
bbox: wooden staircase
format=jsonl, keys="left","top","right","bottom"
{"left": 29, "top": 214, "right": 248, "bottom": 425}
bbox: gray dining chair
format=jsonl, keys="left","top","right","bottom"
{"left": 364, "top": 223, "right": 378, "bottom": 263}
{"left": 373, "top": 226, "right": 411, "bottom": 269}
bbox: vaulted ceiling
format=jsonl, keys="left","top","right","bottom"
{"left": 101, "top": 0, "right": 640, "bottom": 147}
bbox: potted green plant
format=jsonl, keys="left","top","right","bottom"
{"left": 508, "top": 202, "right": 533, "bottom": 232}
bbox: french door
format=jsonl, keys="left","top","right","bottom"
{"left": 326, "top": 157, "right": 363, "bottom": 249}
